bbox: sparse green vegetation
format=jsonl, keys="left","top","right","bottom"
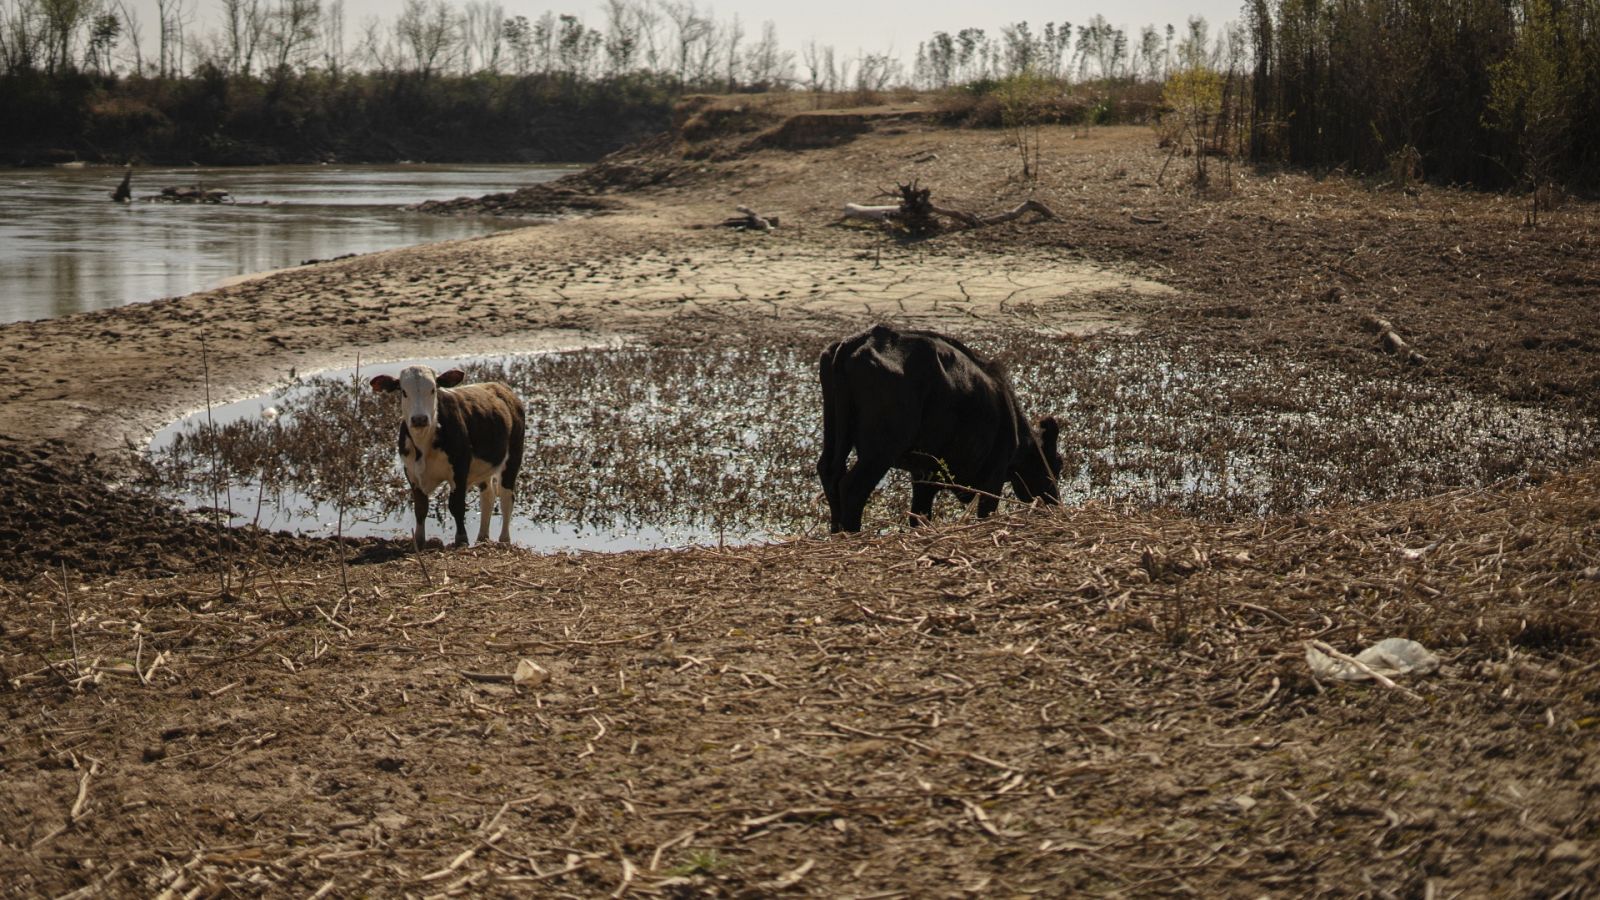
{"left": 665, "top": 849, "right": 729, "bottom": 877}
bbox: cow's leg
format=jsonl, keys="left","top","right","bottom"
{"left": 817, "top": 452, "right": 841, "bottom": 532}
{"left": 497, "top": 484, "right": 514, "bottom": 542}
{"left": 974, "top": 477, "right": 1006, "bottom": 518}
{"left": 477, "top": 482, "right": 494, "bottom": 543}
{"left": 448, "top": 483, "right": 470, "bottom": 547}
{"left": 817, "top": 341, "right": 845, "bottom": 533}
{"left": 837, "top": 456, "right": 892, "bottom": 532}
{"left": 411, "top": 486, "right": 429, "bottom": 551}
{"left": 909, "top": 480, "right": 939, "bottom": 527}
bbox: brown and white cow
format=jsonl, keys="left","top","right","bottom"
{"left": 370, "top": 365, "right": 526, "bottom": 549}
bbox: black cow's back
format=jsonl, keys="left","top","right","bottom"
{"left": 818, "top": 324, "right": 1050, "bottom": 532}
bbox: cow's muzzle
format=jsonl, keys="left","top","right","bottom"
{"left": 410, "top": 415, "right": 430, "bottom": 429}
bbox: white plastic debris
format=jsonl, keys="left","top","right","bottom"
{"left": 1306, "top": 638, "right": 1440, "bottom": 683}
{"left": 513, "top": 659, "right": 549, "bottom": 687}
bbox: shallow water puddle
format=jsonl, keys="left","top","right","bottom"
{"left": 145, "top": 335, "right": 1597, "bottom": 551}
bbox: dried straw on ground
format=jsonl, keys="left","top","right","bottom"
{"left": 4, "top": 464, "right": 1597, "bottom": 897}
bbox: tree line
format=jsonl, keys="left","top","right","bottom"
{"left": 0, "top": 0, "right": 1200, "bottom": 92}
{"left": 0, "top": 0, "right": 1214, "bottom": 165}
{"left": 3, "top": 0, "right": 1595, "bottom": 192}
{"left": 1246, "top": 0, "right": 1600, "bottom": 191}
{"left": 0, "top": 0, "right": 803, "bottom": 87}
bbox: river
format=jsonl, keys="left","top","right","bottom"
{"left": 0, "top": 163, "right": 573, "bottom": 324}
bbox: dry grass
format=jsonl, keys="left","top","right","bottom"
{"left": 4, "top": 464, "right": 1597, "bottom": 896}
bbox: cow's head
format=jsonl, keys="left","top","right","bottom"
{"left": 1011, "top": 415, "right": 1063, "bottom": 506}
{"left": 370, "top": 365, "right": 466, "bottom": 433}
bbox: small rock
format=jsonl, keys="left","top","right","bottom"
{"left": 374, "top": 812, "right": 410, "bottom": 833}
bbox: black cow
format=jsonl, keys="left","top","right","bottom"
{"left": 370, "top": 366, "right": 526, "bottom": 549}
{"left": 817, "top": 324, "right": 1063, "bottom": 533}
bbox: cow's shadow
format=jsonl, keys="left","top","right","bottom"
{"left": 347, "top": 539, "right": 420, "bottom": 565}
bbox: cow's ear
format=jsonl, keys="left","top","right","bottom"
{"left": 437, "top": 369, "right": 467, "bottom": 388}
{"left": 1039, "top": 416, "right": 1060, "bottom": 453}
{"left": 370, "top": 374, "right": 400, "bottom": 393}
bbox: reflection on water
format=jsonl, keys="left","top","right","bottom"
{"left": 0, "top": 163, "right": 574, "bottom": 323}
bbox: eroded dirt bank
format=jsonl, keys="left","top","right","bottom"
{"left": 2, "top": 117, "right": 1598, "bottom": 895}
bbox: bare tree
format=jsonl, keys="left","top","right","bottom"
{"left": 394, "top": 0, "right": 459, "bottom": 77}
{"left": 828, "top": 46, "right": 847, "bottom": 93}
{"left": 720, "top": 12, "right": 741, "bottom": 91}
{"left": 630, "top": 0, "right": 661, "bottom": 72}
{"left": 662, "top": 0, "right": 709, "bottom": 87}
{"left": 689, "top": 14, "right": 719, "bottom": 85}
{"left": 601, "top": 0, "right": 635, "bottom": 75}
{"left": 264, "top": 0, "right": 319, "bottom": 77}
{"left": 554, "top": 13, "right": 598, "bottom": 79}
{"left": 529, "top": 11, "right": 553, "bottom": 74}
{"left": 800, "top": 38, "right": 825, "bottom": 105}
{"left": 38, "top": 0, "right": 97, "bottom": 73}
{"left": 358, "top": 12, "right": 403, "bottom": 71}
{"left": 853, "top": 50, "right": 897, "bottom": 96}
{"left": 1, "top": 0, "right": 47, "bottom": 73}
{"left": 319, "top": 0, "right": 343, "bottom": 73}
{"left": 155, "top": 0, "right": 188, "bottom": 76}
{"left": 86, "top": 10, "right": 120, "bottom": 73}
{"left": 107, "top": 0, "right": 141, "bottom": 73}
{"left": 462, "top": 0, "right": 502, "bottom": 72}
{"left": 502, "top": 12, "right": 529, "bottom": 74}
{"left": 743, "top": 19, "right": 789, "bottom": 88}
{"left": 220, "top": 0, "right": 266, "bottom": 75}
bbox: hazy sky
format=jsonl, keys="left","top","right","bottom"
{"left": 126, "top": 0, "right": 1248, "bottom": 62}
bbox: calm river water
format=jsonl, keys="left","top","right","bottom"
{"left": 0, "top": 163, "right": 573, "bottom": 324}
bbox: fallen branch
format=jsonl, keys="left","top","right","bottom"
{"left": 419, "top": 828, "right": 505, "bottom": 881}
{"left": 840, "top": 202, "right": 899, "bottom": 222}
{"left": 936, "top": 198, "right": 1057, "bottom": 228}
{"left": 841, "top": 182, "right": 1056, "bottom": 233}
{"left": 719, "top": 205, "right": 778, "bottom": 232}
{"left": 757, "top": 859, "right": 816, "bottom": 891}
{"left": 70, "top": 759, "right": 99, "bottom": 821}
{"left": 1359, "top": 314, "right": 1427, "bottom": 366}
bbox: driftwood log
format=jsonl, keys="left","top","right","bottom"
{"left": 150, "top": 185, "right": 231, "bottom": 204}
{"left": 719, "top": 206, "right": 778, "bottom": 232}
{"left": 111, "top": 169, "right": 132, "bottom": 203}
{"left": 841, "top": 181, "right": 1057, "bottom": 233}
{"left": 1360, "top": 313, "right": 1427, "bottom": 366}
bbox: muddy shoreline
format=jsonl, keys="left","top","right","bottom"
{"left": 3, "top": 118, "right": 1598, "bottom": 575}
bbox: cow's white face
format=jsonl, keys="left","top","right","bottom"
{"left": 370, "top": 366, "right": 467, "bottom": 438}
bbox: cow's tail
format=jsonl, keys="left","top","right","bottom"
{"left": 817, "top": 340, "right": 854, "bottom": 512}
